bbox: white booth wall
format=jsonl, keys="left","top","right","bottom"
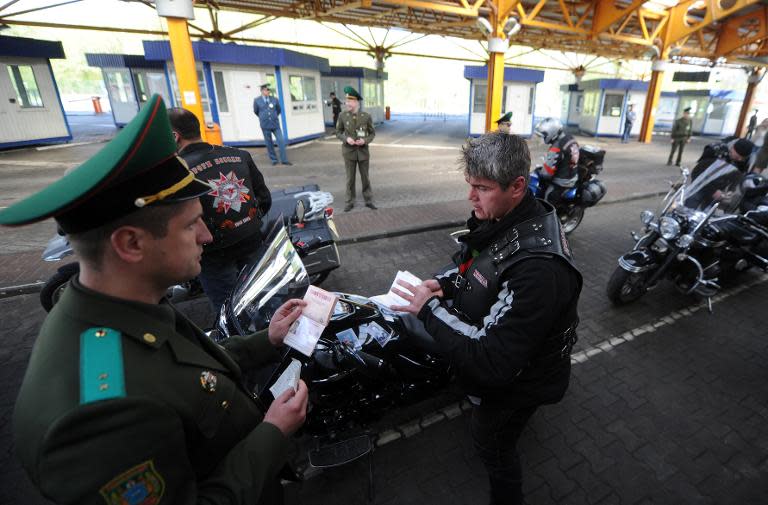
{"left": 578, "top": 80, "right": 648, "bottom": 137}
{"left": 559, "top": 86, "right": 583, "bottom": 127}
{"left": 0, "top": 36, "right": 70, "bottom": 149}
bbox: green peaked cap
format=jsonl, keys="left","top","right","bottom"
{"left": 496, "top": 111, "right": 513, "bottom": 123}
{"left": 0, "top": 95, "right": 210, "bottom": 233}
{"left": 343, "top": 86, "right": 362, "bottom": 101}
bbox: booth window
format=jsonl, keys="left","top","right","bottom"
{"left": 8, "top": 65, "right": 43, "bottom": 108}
{"left": 289, "top": 75, "right": 318, "bottom": 112}
{"left": 363, "top": 81, "right": 383, "bottom": 107}
{"left": 709, "top": 102, "right": 727, "bottom": 120}
{"left": 602, "top": 94, "right": 624, "bottom": 117}
{"left": 213, "top": 71, "right": 228, "bottom": 113}
{"left": 473, "top": 83, "right": 508, "bottom": 114}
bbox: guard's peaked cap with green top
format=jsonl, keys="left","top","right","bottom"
{"left": 496, "top": 111, "right": 513, "bottom": 123}
{"left": 344, "top": 86, "right": 363, "bottom": 101}
{"left": 0, "top": 95, "right": 210, "bottom": 234}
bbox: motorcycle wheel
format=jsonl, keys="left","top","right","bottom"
{"left": 606, "top": 266, "right": 648, "bottom": 305}
{"left": 40, "top": 262, "right": 80, "bottom": 312}
{"left": 559, "top": 206, "right": 585, "bottom": 234}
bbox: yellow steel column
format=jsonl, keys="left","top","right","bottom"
{"left": 735, "top": 69, "right": 762, "bottom": 137}
{"left": 639, "top": 59, "right": 666, "bottom": 144}
{"left": 484, "top": 0, "right": 511, "bottom": 133}
{"left": 166, "top": 17, "right": 207, "bottom": 141}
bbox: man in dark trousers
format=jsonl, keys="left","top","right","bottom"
{"left": 253, "top": 84, "right": 291, "bottom": 166}
{"left": 169, "top": 107, "right": 272, "bottom": 312}
{"left": 622, "top": 103, "right": 636, "bottom": 143}
{"left": 392, "top": 132, "right": 582, "bottom": 505}
{"left": 336, "top": 86, "right": 377, "bottom": 212}
{"left": 2, "top": 95, "right": 309, "bottom": 505}
{"left": 747, "top": 109, "right": 758, "bottom": 140}
{"left": 327, "top": 91, "right": 342, "bottom": 126}
{"left": 668, "top": 107, "right": 693, "bottom": 166}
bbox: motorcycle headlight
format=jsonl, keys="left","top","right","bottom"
{"left": 640, "top": 210, "right": 655, "bottom": 225}
{"left": 677, "top": 234, "right": 694, "bottom": 249}
{"left": 660, "top": 216, "right": 681, "bottom": 240}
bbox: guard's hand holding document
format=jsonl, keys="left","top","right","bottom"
{"left": 269, "top": 358, "right": 302, "bottom": 398}
{"left": 284, "top": 285, "right": 339, "bottom": 356}
{"left": 370, "top": 270, "right": 423, "bottom": 311}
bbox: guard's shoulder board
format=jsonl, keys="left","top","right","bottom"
{"left": 80, "top": 327, "right": 126, "bottom": 405}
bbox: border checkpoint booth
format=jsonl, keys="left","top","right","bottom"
{"left": 465, "top": 65, "right": 543, "bottom": 137}
{"left": 321, "top": 66, "right": 387, "bottom": 126}
{"left": 142, "top": 40, "right": 329, "bottom": 146}
{"left": 578, "top": 79, "right": 648, "bottom": 137}
{"left": 85, "top": 53, "right": 173, "bottom": 127}
{"left": 0, "top": 35, "right": 71, "bottom": 149}
{"left": 560, "top": 83, "right": 583, "bottom": 129}
{"left": 676, "top": 89, "right": 744, "bottom": 136}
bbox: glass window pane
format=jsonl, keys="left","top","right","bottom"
{"left": 105, "top": 70, "right": 132, "bottom": 104}
{"left": 602, "top": 94, "right": 624, "bottom": 117}
{"left": 303, "top": 76, "right": 317, "bottom": 101}
{"left": 289, "top": 75, "right": 305, "bottom": 101}
{"left": 8, "top": 65, "right": 44, "bottom": 108}
{"left": 473, "top": 84, "right": 486, "bottom": 113}
{"left": 266, "top": 73, "right": 276, "bottom": 90}
{"left": 213, "top": 71, "right": 228, "bottom": 113}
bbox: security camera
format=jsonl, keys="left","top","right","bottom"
{"left": 503, "top": 16, "right": 521, "bottom": 37}
{"left": 476, "top": 17, "right": 492, "bottom": 36}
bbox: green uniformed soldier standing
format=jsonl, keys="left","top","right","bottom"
{"left": 336, "top": 86, "right": 377, "bottom": 212}
{"left": 1, "top": 95, "right": 309, "bottom": 505}
{"left": 668, "top": 107, "right": 693, "bottom": 166}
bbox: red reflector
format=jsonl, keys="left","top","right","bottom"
{"left": 324, "top": 207, "right": 334, "bottom": 218}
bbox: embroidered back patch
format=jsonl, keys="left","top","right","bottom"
{"left": 100, "top": 460, "right": 165, "bottom": 505}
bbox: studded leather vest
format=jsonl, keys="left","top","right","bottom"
{"left": 452, "top": 200, "right": 582, "bottom": 327}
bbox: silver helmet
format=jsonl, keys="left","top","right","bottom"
{"left": 534, "top": 118, "right": 563, "bottom": 144}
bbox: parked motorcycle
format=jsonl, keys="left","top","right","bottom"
{"left": 529, "top": 145, "right": 607, "bottom": 234}
{"left": 39, "top": 185, "right": 340, "bottom": 311}
{"left": 607, "top": 161, "right": 768, "bottom": 307}
{"left": 215, "top": 223, "right": 453, "bottom": 437}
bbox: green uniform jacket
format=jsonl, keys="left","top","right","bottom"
{"left": 335, "top": 110, "right": 375, "bottom": 161}
{"left": 671, "top": 116, "right": 693, "bottom": 141}
{"left": 13, "top": 278, "right": 289, "bottom": 505}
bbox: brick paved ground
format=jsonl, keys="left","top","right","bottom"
{"left": 2, "top": 194, "right": 767, "bottom": 505}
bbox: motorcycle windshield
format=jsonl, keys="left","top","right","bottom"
{"left": 674, "top": 159, "right": 745, "bottom": 214}
{"left": 221, "top": 220, "right": 310, "bottom": 336}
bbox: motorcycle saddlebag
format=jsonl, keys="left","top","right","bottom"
{"left": 578, "top": 145, "right": 606, "bottom": 176}
{"left": 580, "top": 179, "right": 606, "bottom": 207}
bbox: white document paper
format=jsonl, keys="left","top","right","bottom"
{"left": 283, "top": 285, "right": 339, "bottom": 356}
{"left": 369, "top": 270, "right": 423, "bottom": 309}
{"left": 269, "top": 358, "right": 302, "bottom": 398}
{"left": 284, "top": 315, "right": 326, "bottom": 356}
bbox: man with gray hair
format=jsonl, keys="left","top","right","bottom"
{"left": 393, "top": 132, "right": 582, "bottom": 505}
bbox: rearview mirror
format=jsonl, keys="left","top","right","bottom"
{"left": 296, "top": 199, "right": 306, "bottom": 224}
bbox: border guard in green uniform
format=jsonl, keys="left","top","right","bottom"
{"left": 336, "top": 86, "right": 377, "bottom": 212}
{"left": 1, "top": 95, "right": 309, "bottom": 505}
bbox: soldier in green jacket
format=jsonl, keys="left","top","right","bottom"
{"left": 336, "top": 86, "right": 377, "bottom": 212}
{"left": 0, "top": 95, "right": 309, "bottom": 505}
{"left": 668, "top": 107, "right": 693, "bottom": 166}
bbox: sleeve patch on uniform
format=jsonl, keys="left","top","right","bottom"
{"left": 80, "top": 327, "right": 126, "bottom": 405}
{"left": 99, "top": 460, "right": 165, "bottom": 505}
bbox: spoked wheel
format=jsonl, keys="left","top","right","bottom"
{"left": 40, "top": 262, "right": 80, "bottom": 312}
{"left": 559, "top": 206, "right": 585, "bottom": 234}
{"left": 606, "top": 266, "right": 649, "bottom": 305}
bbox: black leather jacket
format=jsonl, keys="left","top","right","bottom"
{"left": 418, "top": 192, "right": 582, "bottom": 407}
{"left": 179, "top": 142, "right": 271, "bottom": 255}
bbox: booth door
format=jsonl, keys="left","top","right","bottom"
{"left": 504, "top": 83, "right": 533, "bottom": 135}
{"left": 0, "top": 63, "right": 16, "bottom": 142}
{"left": 703, "top": 99, "right": 728, "bottom": 135}
{"left": 229, "top": 69, "right": 270, "bottom": 142}
{"left": 103, "top": 68, "right": 139, "bottom": 125}
{"left": 320, "top": 77, "right": 337, "bottom": 125}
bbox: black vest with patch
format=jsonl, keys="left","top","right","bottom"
{"left": 452, "top": 200, "right": 582, "bottom": 332}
